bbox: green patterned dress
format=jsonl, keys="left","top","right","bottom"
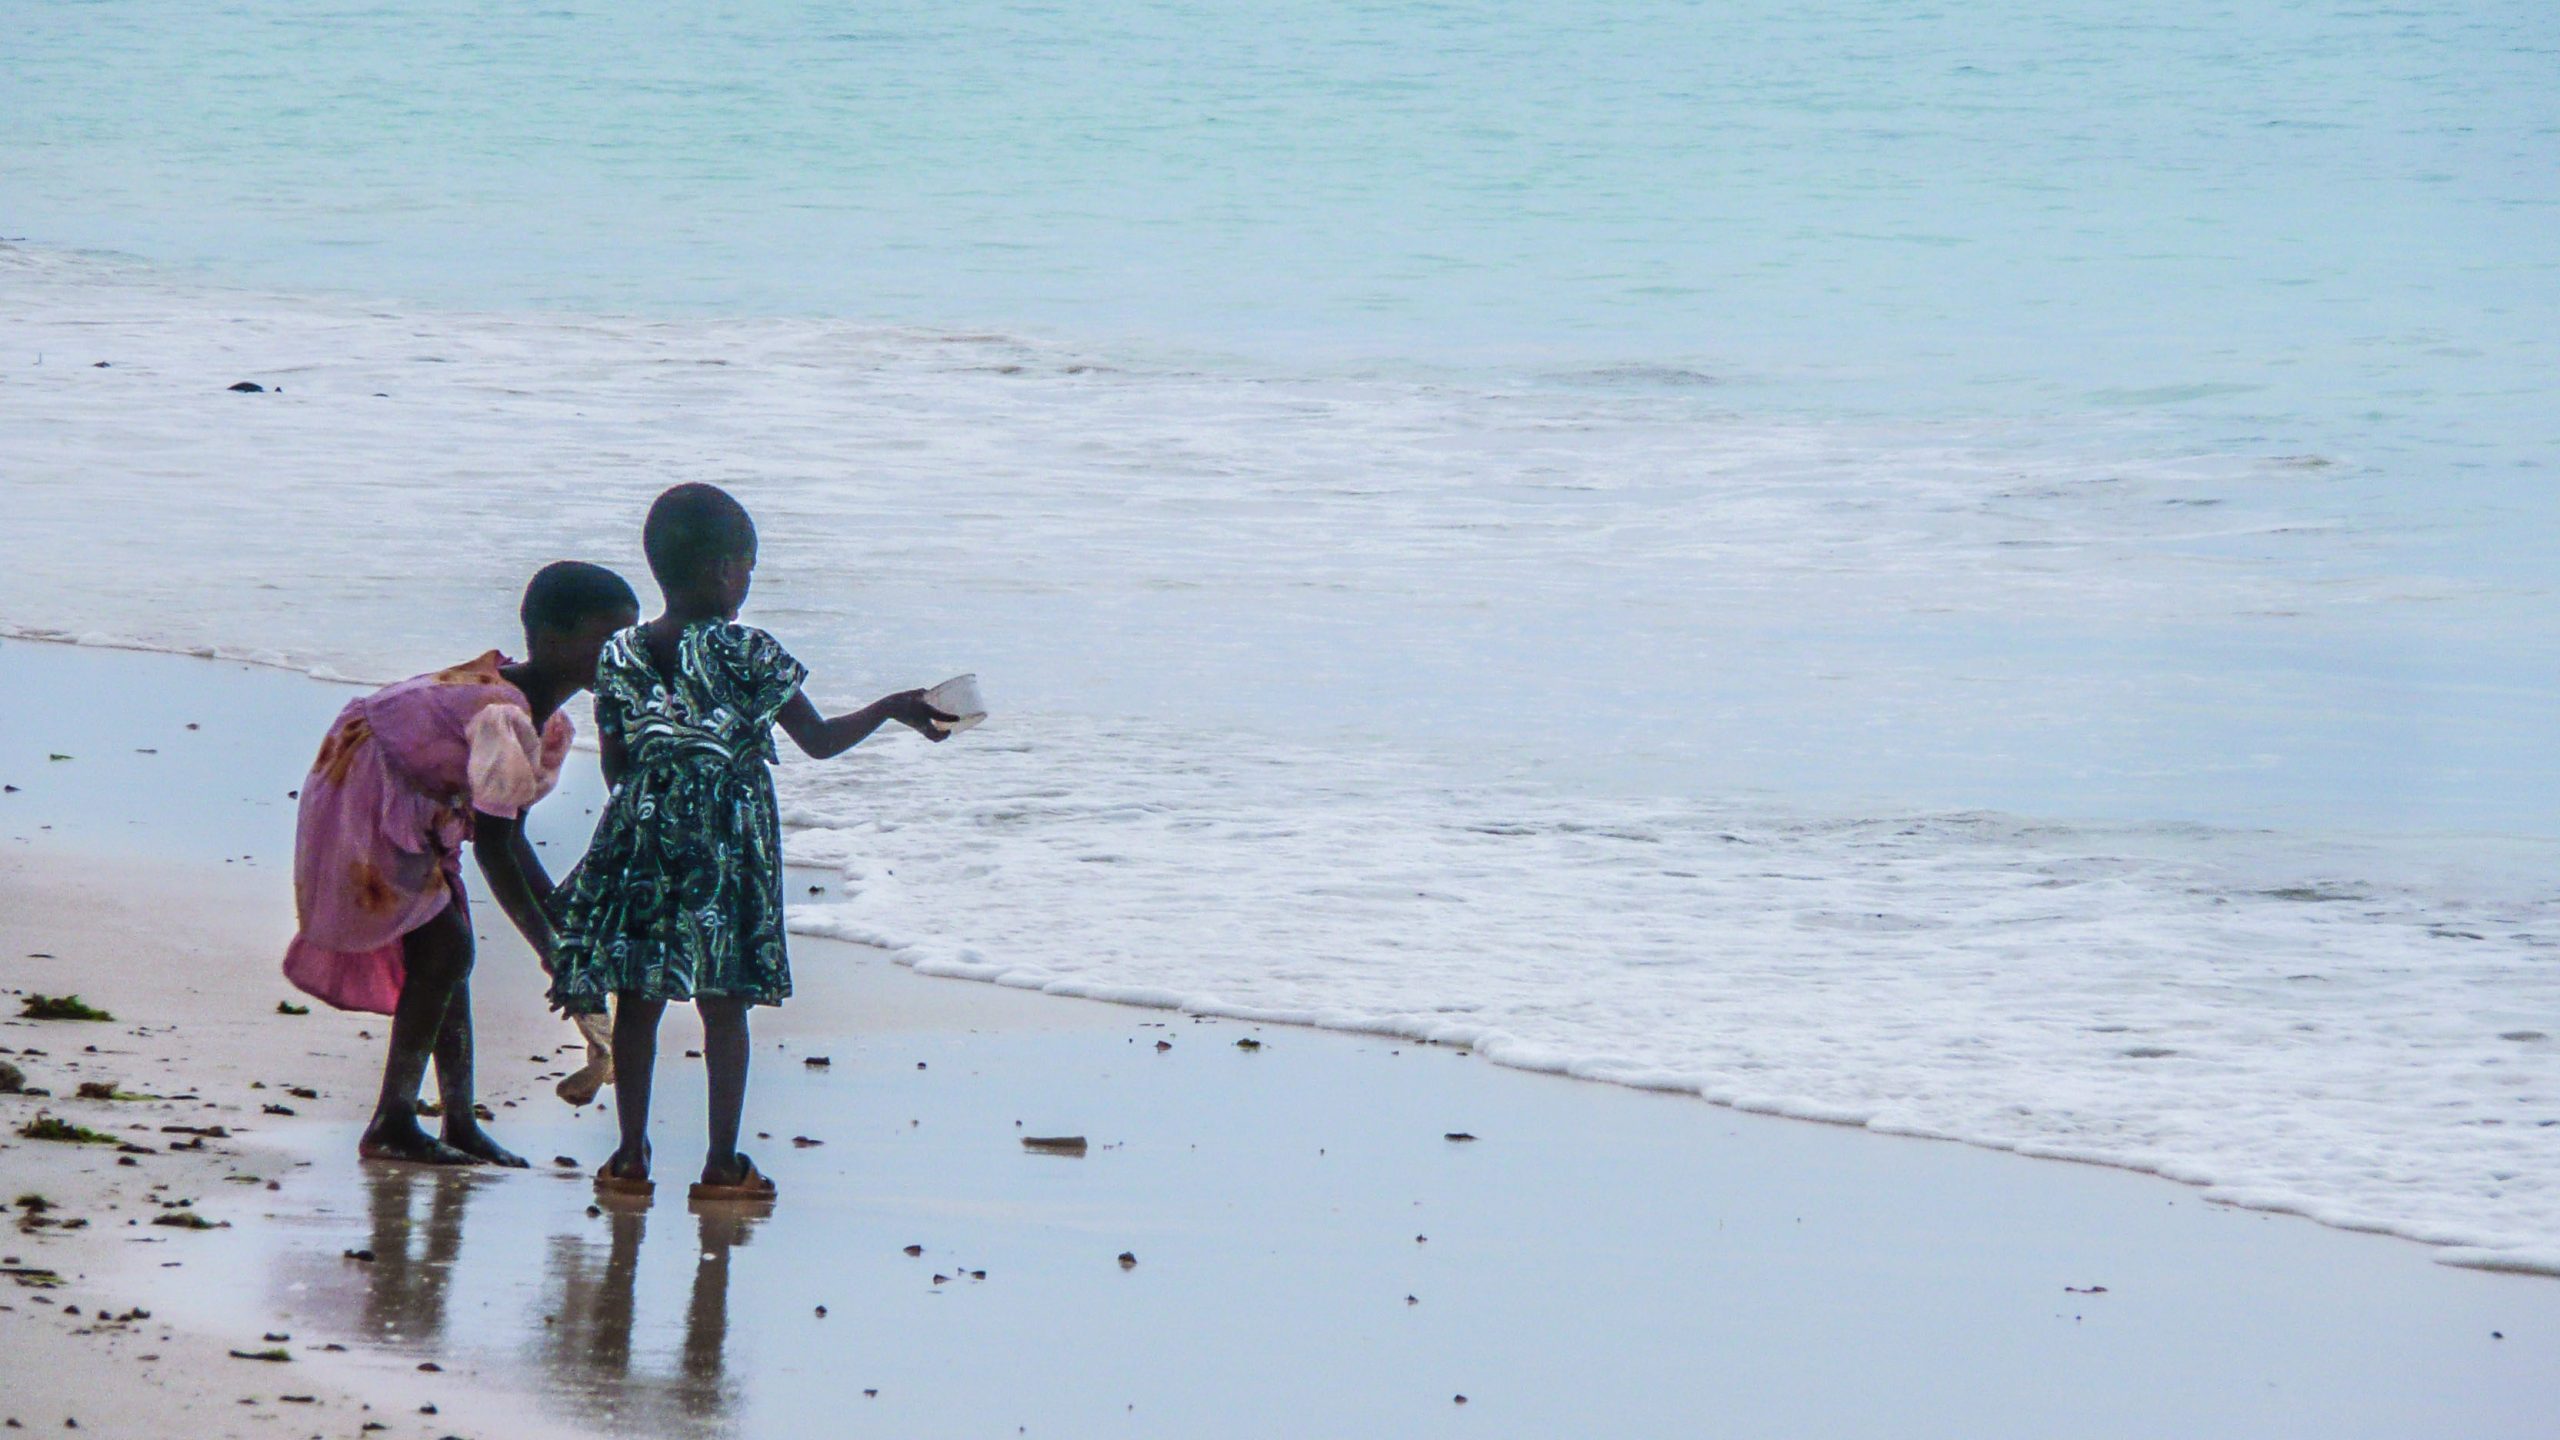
{"left": 549, "top": 621, "right": 808, "bottom": 1013}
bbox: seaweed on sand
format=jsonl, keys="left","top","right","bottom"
{"left": 19, "top": 994, "right": 113, "bottom": 1022}
{"left": 18, "top": 1114, "right": 119, "bottom": 1144}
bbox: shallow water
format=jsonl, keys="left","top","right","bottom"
{"left": 7, "top": 0, "right": 2560, "bottom": 1275}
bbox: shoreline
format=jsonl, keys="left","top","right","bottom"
{"left": 21, "top": 624, "right": 2551, "bottom": 1273}
{"left": 11, "top": 627, "right": 2560, "bottom": 1273}
{"left": 6, "top": 639, "right": 2560, "bottom": 1438}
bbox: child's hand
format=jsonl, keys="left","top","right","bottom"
{"left": 884, "top": 689, "right": 962, "bottom": 740}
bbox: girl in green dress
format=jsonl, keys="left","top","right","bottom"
{"left": 552, "top": 483, "right": 955, "bottom": 1201}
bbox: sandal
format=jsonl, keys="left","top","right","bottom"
{"left": 594, "top": 1143, "right": 654, "bottom": 1199}
{"left": 687, "top": 1151, "right": 778, "bottom": 1204}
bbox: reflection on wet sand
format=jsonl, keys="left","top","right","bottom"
{"left": 355, "top": 1163, "right": 476, "bottom": 1347}
{"left": 349, "top": 1168, "right": 760, "bottom": 1439}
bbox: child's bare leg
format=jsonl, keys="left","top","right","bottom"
{"left": 606, "top": 993, "right": 666, "bottom": 1181}
{"left": 360, "top": 905, "right": 479, "bottom": 1165}
{"left": 699, "top": 997, "right": 751, "bottom": 1184}
{"left": 431, "top": 976, "right": 527, "bottom": 1167}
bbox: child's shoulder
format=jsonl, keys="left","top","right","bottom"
{"left": 691, "top": 622, "right": 807, "bottom": 708}
{"left": 419, "top": 649, "right": 510, "bottom": 690}
{"left": 697, "top": 621, "right": 795, "bottom": 666}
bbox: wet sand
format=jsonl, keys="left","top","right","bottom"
{"left": 4, "top": 636, "right": 2558, "bottom": 1438}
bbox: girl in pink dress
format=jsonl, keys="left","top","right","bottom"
{"left": 284, "top": 561, "right": 638, "bottom": 1166}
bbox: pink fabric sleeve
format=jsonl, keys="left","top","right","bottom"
{"left": 465, "top": 703, "right": 545, "bottom": 819}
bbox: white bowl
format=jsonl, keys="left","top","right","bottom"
{"left": 922, "top": 673, "right": 987, "bottom": 736}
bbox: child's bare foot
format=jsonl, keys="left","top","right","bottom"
{"left": 442, "top": 1123, "right": 529, "bottom": 1168}
{"left": 358, "top": 1116, "right": 482, "bottom": 1167}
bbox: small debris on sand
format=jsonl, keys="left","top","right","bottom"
{"left": 2063, "top": 1285, "right": 2108, "bottom": 1295}
{"left": 1454, "top": 1394, "right": 1468, "bottom": 1405}
{"left": 902, "top": 1244, "right": 923, "bottom": 1257}
{"left": 804, "top": 1056, "right": 831, "bottom": 1068}
{"left": 342, "top": 1249, "right": 376, "bottom": 1262}
{"left": 1234, "top": 1038, "right": 1262, "bottom": 1052}
{"left": 226, "top": 381, "right": 264, "bottom": 393}
{"left": 814, "top": 1305, "right": 828, "bottom": 1317}
{"left": 226, "top": 1348, "right": 290, "bottom": 1362}
{"left": 791, "top": 1136, "right": 823, "bottom": 1148}
{"left": 552, "top": 1156, "right": 578, "bottom": 1169}
{"left": 1117, "top": 1251, "right": 1138, "bottom": 1270}
{"left": 274, "top": 1002, "right": 309, "bottom": 1016}
{"left": 1444, "top": 1132, "right": 1476, "bottom": 1142}
{"left": 1022, "top": 1136, "right": 1088, "bottom": 1156}
{"left": 1154, "top": 1040, "right": 1171, "bottom": 1052}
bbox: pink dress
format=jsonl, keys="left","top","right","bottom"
{"left": 282, "top": 652, "right": 572, "bottom": 1014}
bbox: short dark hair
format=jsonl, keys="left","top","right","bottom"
{"left": 643, "top": 483, "right": 757, "bottom": 593}
{"left": 519, "top": 560, "right": 638, "bottom": 638}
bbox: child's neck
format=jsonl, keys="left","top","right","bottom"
{"left": 651, "top": 598, "right": 730, "bottom": 630}
{"left": 498, "top": 659, "right": 577, "bottom": 725}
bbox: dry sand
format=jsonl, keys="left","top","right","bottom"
{"left": 0, "top": 848, "right": 596, "bottom": 1439}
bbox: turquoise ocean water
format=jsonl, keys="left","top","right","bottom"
{"left": 9, "top": 0, "right": 2557, "bottom": 830}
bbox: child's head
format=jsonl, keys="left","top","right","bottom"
{"left": 644, "top": 483, "right": 759, "bottom": 619}
{"left": 520, "top": 560, "right": 640, "bottom": 683}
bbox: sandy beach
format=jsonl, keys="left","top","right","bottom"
{"left": 4, "top": 635, "right": 2557, "bottom": 1439}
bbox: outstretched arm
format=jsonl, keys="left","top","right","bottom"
{"left": 471, "top": 812, "right": 558, "bottom": 968}
{"left": 776, "top": 688, "right": 955, "bottom": 760}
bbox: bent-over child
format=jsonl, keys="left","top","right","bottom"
{"left": 284, "top": 560, "right": 640, "bottom": 1165}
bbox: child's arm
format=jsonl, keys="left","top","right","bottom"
{"left": 470, "top": 814, "right": 558, "bottom": 965}
{"left": 510, "top": 825, "right": 557, "bottom": 909}
{"left": 776, "top": 688, "right": 955, "bottom": 759}
{"left": 599, "top": 723, "right": 630, "bottom": 789}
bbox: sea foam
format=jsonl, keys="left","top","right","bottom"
{"left": 778, "top": 714, "right": 2560, "bottom": 1273}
